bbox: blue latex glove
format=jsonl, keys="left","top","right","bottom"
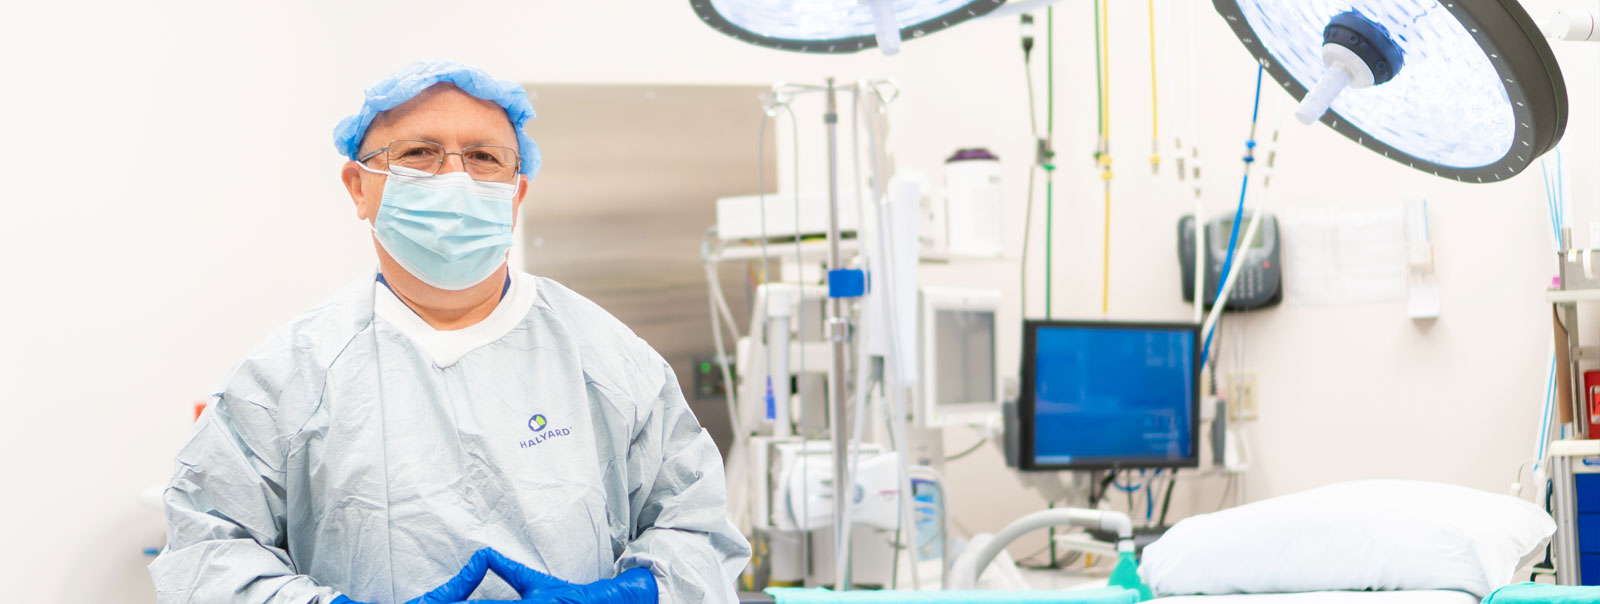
{"left": 331, "top": 548, "right": 496, "bottom": 604}
{"left": 465, "top": 548, "right": 658, "bottom": 604}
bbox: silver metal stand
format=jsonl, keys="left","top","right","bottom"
{"left": 1552, "top": 452, "right": 1579, "bottom": 585}
{"left": 822, "top": 77, "right": 855, "bottom": 591}
{"left": 763, "top": 77, "right": 897, "bottom": 592}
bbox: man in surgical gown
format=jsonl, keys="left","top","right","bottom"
{"left": 148, "top": 61, "right": 750, "bottom": 604}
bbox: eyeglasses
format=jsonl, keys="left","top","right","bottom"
{"left": 357, "top": 139, "right": 521, "bottom": 183}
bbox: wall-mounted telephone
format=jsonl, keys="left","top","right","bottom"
{"left": 1179, "top": 211, "right": 1283, "bottom": 311}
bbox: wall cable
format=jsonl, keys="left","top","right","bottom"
{"left": 1148, "top": 0, "right": 1160, "bottom": 175}
{"left": 1200, "top": 65, "right": 1264, "bottom": 369}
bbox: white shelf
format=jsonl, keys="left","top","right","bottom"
{"left": 1549, "top": 439, "right": 1600, "bottom": 457}
{"left": 919, "top": 250, "right": 1012, "bottom": 264}
{"left": 713, "top": 239, "right": 860, "bottom": 262}
{"left": 1546, "top": 289, "right": 1600, "bottom": 304}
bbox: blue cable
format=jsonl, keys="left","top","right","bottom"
{"left": 1542, "top": 147, "right": 1565, "bottom": 248}
{"left": 1542, "top": 170, "right": 1553, "bottom": 245}
{"left": 1110, "top": 470, "right": 1142, "bottom": 493}
{"left": 1534, "top": 148, "right": 1562, "bottom": 473}
{"left": 1248, "top": 64, "right": 1265, "bottom": 125}
{"left": 1542, "top": 161, "right": 1555, "bottom": 244}
{"left": 1144, "top": 482, "right": 1154, "bottom": 522}
{"left": 1535, "top": 353, "right": 1554, "bottom": 470}
{"left": 1201, "top": 65, "right": 1264, "bottom": 369}
{"left": 1556, "top": 147, "right": 1565, "bottom": 248}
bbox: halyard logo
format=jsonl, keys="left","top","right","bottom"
{"left": 521, "top": 413, "right": 571, "bottom": 449}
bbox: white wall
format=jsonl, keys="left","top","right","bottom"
{"left": 1, "top": 1, "right": 1593, "bottom": 601}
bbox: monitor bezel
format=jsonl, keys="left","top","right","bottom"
{"left": 1018, "top": 319, "right": 1203, "bottom": 472}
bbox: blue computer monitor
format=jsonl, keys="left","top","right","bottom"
{"left": 1019, "top": 320, "right": 1200, "bottom": 471}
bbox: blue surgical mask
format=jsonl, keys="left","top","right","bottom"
{"left": 364, "top": 165, "right": 517, "bottom": 290}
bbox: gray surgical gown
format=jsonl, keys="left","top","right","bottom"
{"left": 148, "top": 270, "right": 749, "bottom": 604}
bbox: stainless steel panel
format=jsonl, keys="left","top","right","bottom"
{"left": 519, "top": 84, "right": 776, "bottom": 455}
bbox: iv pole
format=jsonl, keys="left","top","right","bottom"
{"left": 767, "top": 77, "right": 894, "bottom": 592}
{"left": 822, "top": 77, "right": 854, "bottom": 592}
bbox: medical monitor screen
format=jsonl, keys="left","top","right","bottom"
{"left": 934, "top": 309, "right": 996, "bottom": 406}
{"left": 1020, "top": 321, "right": 1200, "bottom": 470}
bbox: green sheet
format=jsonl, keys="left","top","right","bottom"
{"left": 764, "top": 587, "right": 1140, "bottom": 604}
{"left": 1482, "top": 582, "right": 1600, "bottom": 603}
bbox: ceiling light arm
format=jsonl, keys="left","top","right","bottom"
{"left": 1543, "top": 8, "right": 1600, "bottom": 42}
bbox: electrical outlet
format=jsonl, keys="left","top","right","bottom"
{"left": 1227, "top": 372, "right": 1259, "bottom": 421}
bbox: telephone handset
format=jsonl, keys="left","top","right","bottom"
{"left": 1178, "top": 211, "right": 1283, "bottom": 311}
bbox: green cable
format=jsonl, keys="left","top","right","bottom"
{"left": 1092, "top": 0, "right": 1104, "bottom": 138}
{"left": 1045, "top": 178, "right": 1053, "bottom": 319}
{"left": 1044, "top": 6, "right": 1055, "bottom": 320}
{"left": 1047, "top": 6, "right": 1055, "bottom": 136}
{"left": 1048, "top": 501, "right": 1057, "bottom": 568}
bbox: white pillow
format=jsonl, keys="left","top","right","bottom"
{"left": 1139, "top": 480, "right": 1555, "bottom": 598}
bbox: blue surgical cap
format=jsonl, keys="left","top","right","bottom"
{"left": 333, "top": 60, "right": 542, "bottom": 177}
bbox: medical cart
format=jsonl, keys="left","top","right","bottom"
{"left": 1550, "top": 439, "right": 1600, "bottom": 586}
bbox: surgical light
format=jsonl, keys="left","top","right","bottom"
{"left": 1213, "top": 0, "right": 1567, "bottom": 183}
{"left": 691, "top": 0, "right": 1006, "bottom": 55}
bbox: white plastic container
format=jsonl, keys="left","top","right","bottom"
{"left": 943, "top": 148, "right": 1003, "bottom": 257}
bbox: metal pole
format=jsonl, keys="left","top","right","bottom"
{"left": 823, "top": 77, "right": 854, "bottom": 591}
{"left": 1552, "top": 455, "right": 1578, "bottom": 585}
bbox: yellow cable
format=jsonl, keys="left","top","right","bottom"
{"left": 1102, "top": 181, "right": 1111, "bottom": 314}
{"left": 1100, "top": 0, "right": 1110, "bottom": 141}
{"left": 1100, "top": 0, "right": 1113, "bottom": 315}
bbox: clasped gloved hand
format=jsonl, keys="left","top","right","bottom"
{"left": 331, "top": 547, "right": 657, "bottom": 604}
{"left": 464, "top": 547, "right": 658, "bottom": 604}
{"left": 331, "top": 547, "right": 496, "bottom": 604}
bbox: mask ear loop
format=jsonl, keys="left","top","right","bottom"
{"left": 357, "top": 160, "right": 401, "bottom": 281}
{"left": 355, "top": 160, "right": 393, "bottom": 232}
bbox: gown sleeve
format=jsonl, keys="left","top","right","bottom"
{"left": 148, "top": 392, "right": 341, "bottom": 604}
{"left": 615, "top": 339, "right": 752, "bottom": 604}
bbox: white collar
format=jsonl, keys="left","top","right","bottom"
{"left": 373, "top": 270, "right": 538, "bottom": 368}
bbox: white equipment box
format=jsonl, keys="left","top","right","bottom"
{"left": 715, "top": 192, "right": 861, "bottom": 242}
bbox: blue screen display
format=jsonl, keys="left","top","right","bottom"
{"left": 1031, "top": 325, "right": 1196, "bottom": 466}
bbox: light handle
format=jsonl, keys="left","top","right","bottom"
{"left": 865, "top": 0, "right": 903, "bottom": 55}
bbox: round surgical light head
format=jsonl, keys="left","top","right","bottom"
{"left": 1214, "top": 0, "right": 1567, "bottom": 183}
{"left": 691, "top": 0, "right": 1006, "bottom": 55}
